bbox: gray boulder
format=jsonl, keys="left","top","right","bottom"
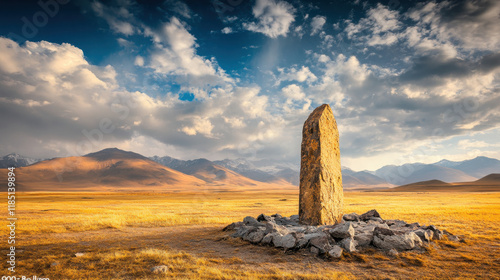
{"left": 261, "top": 233, "right": 274, "bottom": 244}
{"left": 343, "top": 213, "right": 360, "bottom": 222}
{"left": 273, "top": 233, "right": 296, "bottom": 249}
{"left": 354, "top": 232, "right": 373, "bottom": 247}
{"left": 222, "top": 221, "right": 243, "bottom": 231}
{"left": 340, "top": 238, "right": 357, "bottom": 252}
{"left": 231, "top": 225, "right": 254, "bottom": 238}
{"left": 257, "top": 214, "right": 272, "bottom": 222}
{"left": 329, "top": 222, "right": 354, "bottom": 239}
{"left": 309, "top": 234, "right": 335, "bottom": 254}
{"left": 296, "top": 232, "right": 325, "bottom": 248}
{"left": 243, "top": 228, "right": 266, "bottom": 243}
{"left": 373, "top": 232, "right": 422, "bottom": 251}
{"left": 373, "top": 226, "right": 395, "bottom": 237}
{"left": 243, "top": 216, "right": 261, "bottom": 226}
{"left": 328, "top": 245, "right": 343, "bottom": 258}
{"left": 359, "top": 209, "right": 381, "bottom": 221}
{"left": 413, "top": 229, "right": 431, "bottom": 242}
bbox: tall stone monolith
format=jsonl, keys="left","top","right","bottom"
{"left": 299, "top": 104, "right": 343, "bottom": 226}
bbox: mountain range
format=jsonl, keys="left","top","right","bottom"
{"left": 2, "top": 149, "right": 500, "bottom": 190}
{"left": 1, "top": 148, "right": 294, "bottom": 192}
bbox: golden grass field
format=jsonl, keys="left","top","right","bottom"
{"left": 1, "top": 191, "right": 499, "bottom": 279}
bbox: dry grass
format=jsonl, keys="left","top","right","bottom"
{"left": 1, "top": 191, "right": 499, "bottom": 279}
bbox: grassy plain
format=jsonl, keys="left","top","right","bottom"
{"left": 1, "top": 191, "right": 499, "bottom": 279}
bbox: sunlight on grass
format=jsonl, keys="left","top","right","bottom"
{"left": 0, "top": 191, "right": 498, "bottom": 279}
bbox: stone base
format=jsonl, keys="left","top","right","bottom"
{"left": 223, "top": 210, "right": 462, "bottom": 258}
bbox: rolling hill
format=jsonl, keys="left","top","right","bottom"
{"left": 390, "top": 174, "right": 500, "bottom": 192}
{"left": 2, "top": 148, "right": 295, "bottom": 192}
{"left": 4, "top": 148, "right": 207, "bottom": 192}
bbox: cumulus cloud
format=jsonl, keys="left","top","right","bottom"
{"left": 0, "top": 37, "right": 280, "bottom": 160}
{"left": 310, "top": 15, "right": 326, "bottom": 35}
{"left": 275, "top": 65, "right": 317, "bottom": 85}
{"left": 408, "top": 0, "right": 500, "bottom": 50}
{"left": 345, "top": 3, "right": 401, "bottom": 46}
{"left": 146, "top": 17, "right": 232, "bottom": 88}
{"left": 243, "top": 0, "right": 296, "bottom": 38}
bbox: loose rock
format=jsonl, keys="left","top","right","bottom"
{"left": 151, "top": 265, "right": 169, "bottom": 274}
{"left": 224, "top": 211, "right": 460, "bottom": 258}
{"left": 328, "top": 245, "right": 343, "bottom": 258}
{"left": 329, "top": 222, "right": 355, "bottom": 239}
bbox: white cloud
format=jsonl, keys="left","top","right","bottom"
{"left": 147, "top": 17, "right": 232, "bottom": 87}
{"left": 281, "top": 84, "right": 305, "bottom": 100}
{"left": 243, "top": 0, "right": 296, "bottom": 38}
{"left": 134, "top": 55, "right": 144, "bottom": 66}
{"left": 408, "top": 0, "right": 500, "bottom": 51}
{"left": 91, "top": 1, "right": 137, "bottom": 36}
{"left": 221, "top": 27, "right": 233, "bottom": 34}
{"left": 0, "top": 37, "right": 283, "bottom": 161}
{"left": 276, "top": 65, "right": 317, "bottom": 85}
{"left": 458, "top": 139, "right": 491, "bottom": 149}
{"left": 345, "top": 3, "right": 401, "bottom": 46}
{"left": 310, "top": 15, "right": 326, "bottom": 35}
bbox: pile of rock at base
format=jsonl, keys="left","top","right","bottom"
{"left": 223, "top": 210, "right": 462, "bottom": 259}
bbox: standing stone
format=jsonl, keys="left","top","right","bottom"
{"left": 299, "top": 104, "right": 343, "bottom": 226}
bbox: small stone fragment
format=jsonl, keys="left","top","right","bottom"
{"left": 388, "top": 249, "right": 399, "bottom": 257}
{"left": 328, "top": 245, "right": 343, "bottom": 258}
{"left": 151, "top": 265, "right": 169, "bottom": 274}
{"left": 447, "top": 235, "right": 460, "bottom": 242}
{"left": 310, "top": 246, "right": 320, "bottom": 255}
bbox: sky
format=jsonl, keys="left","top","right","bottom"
{"left": 0, "top": 0, "right": 499, "bottom": 171}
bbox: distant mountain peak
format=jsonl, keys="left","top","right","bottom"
{"left": 84, "top": 148, "right": 147, "bottom": 161}
{"left": 0, "top": 153, "right": 41, "bottom": 168}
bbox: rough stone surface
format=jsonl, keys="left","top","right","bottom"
{"left": 299, "top": 104, "right": 343, "bottom": 225}
{"left": 225, "top": 211, "right": 462, "bottom": 258}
